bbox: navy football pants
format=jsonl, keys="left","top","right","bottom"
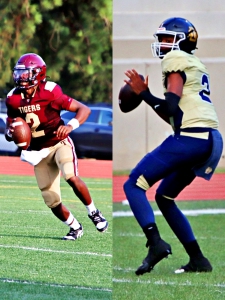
{"left": 124, "top": 133, "right": 212, "bottom": 244}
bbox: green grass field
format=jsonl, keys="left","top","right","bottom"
{"left": 0, "top": 174, "right": 112, "bottom": 300}
{"left": 113, "top": 201, "right": 225, "bottom": 300}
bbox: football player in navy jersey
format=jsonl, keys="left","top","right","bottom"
{"left": 5, "top": 53, "right": 108, "bottom": 240}
{"left": 123, "top": 18, "right": 223, "bottom": 274}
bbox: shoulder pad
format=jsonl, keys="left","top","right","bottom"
{"left": 162, "top": 51, "right": 190, "bottom": 73}
{"left": 44, "top": 81, "right": 57, "bottom": 92}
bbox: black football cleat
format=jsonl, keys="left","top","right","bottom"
{"left": 63, "top": 223, "right": 83, "bottom": 240}
{"left": 135, "top": 239, "right": 172, "bottom": 275}
{"left": 175, "top": 256, "right": 212, "bottom": 274}
{"left": 88, "top": 209, "right": 108, "bottom": 232}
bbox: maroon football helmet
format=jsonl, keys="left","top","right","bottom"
{"left": 13, "top": 53, "right": 47, "bottom": 89}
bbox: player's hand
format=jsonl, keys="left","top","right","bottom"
{"left": 124, "top": 69, "right": 148, "bottom": 94}
{"left": 54, "top": 125, "right": 73, "bottom": 139}
{"left": 8, "top": 118, "right": 18, "bottom": 135}
{"left": 5, "top": 118, "right": 17, "bottom": 141}
{"left": 8, "top": 124, "right": 14, "bottom": 135}
{"left": 5, "top": 124, "right": 14, "bottom": 141}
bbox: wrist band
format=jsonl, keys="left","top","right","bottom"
{"left": 67, "top": 118, "right": 80, "bottom": 130}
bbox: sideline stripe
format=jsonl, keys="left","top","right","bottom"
{"left": 0, "top": 244, "right": 112, "bottom": 257}
{"left": 113, "top": 209, "right": 225, "bottom": 217}
{"left": 113, "top": 277, "right": 225, "bottom": 288}
{"left": 0, "top": 278, "right": 112, "bottom": 292}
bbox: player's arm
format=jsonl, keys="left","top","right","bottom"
{"left": 4, "top": 99, "right": 15, "bottom": 141}
{"left": 140, "top": 72, "right": 183, "bottom": 122}
{"left": 125, "top": 70, "right": 183, "bottom": 123}
{"left": 67, "top": 99, "right": 91, "bottom": 125}
{"left": 5, "top": 118, "right": 14, "bottom": 142}
{"left": 55, "top": 99, "right": 91, "bottom": 139}
{"left": 140, "top": 90, "right": 180, "bottom": 124}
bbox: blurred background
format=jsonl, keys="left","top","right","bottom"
{"left": 113, "top": 0, "right": 225, "bottom": 171}
{"left": 0, "top": 0, "right": 112, "bottom": 160}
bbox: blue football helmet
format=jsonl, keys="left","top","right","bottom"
{"left": 151, "top": 17, "right": 198, "bottom": 58}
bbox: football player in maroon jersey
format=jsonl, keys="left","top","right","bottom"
{"left": 5, "top": 53, "right": 108, "bottom": 240}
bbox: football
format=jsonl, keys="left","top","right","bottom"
{"left": 118, "top": 74, "right": 144, "bottom": 113}
{"left": 12, "top": 117, "right": 31, "bottom": 150}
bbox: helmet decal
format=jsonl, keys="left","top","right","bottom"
{"left": 188, "top": 26, "right": 198, "bottom": 42}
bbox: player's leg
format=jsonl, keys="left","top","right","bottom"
{"left": 124, "top": 154, "right": 172, "bottom": 275}
{"left": 156, "top": 170, "right": 212, "bottom": 273}
{"left": 56, "top": 137, "right": 108, "bottom": 232}
{"left": 124, "top": 134, "right": 213, "bottom": 274}
{"left": 34, "top": 150, "right": 83, "bottom": 240}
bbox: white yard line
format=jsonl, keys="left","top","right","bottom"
{"left": 115, "top": 233, "right": 225, "bottom": 241}
{"left": 113, "top": 277, "right": 225, "bottom": 288}
{"left": 113, "top": 208, "right": 225, "bottom": 217}
{"left": 0, "top": 244, "right": 112, "bottom": 257}
{"left": 0, "top": 278, "right": 112, "bottom": 292}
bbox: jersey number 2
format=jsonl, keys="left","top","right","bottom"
{"left": 26, "top": 113, "right": 45, "bottom": 138}
{"left": 199, "top": 74, "right": 211, "bottom": 103}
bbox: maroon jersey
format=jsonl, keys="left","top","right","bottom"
{"left": 6, "top": 81, "right": 73, "bottom": 150}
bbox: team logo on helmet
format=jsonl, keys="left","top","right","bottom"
{"left": 188, "top": 26, "right": 198, "bottom": 42}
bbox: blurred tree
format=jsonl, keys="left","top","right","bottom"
{"left": 0, "top": 0, "right": 112, "bottom": 103}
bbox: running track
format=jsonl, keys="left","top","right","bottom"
{"left": 0, "top": 157, "right": 112, "bottom": 179}
{"left": 113, "top": 174, "right": 225, "bottom": 202}
{"left": 0, "top": 157, "right": 224, "bottom": 201}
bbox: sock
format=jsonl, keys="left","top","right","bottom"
{"left": 63, "top": 212, "right": 80, "bottom": 230}
{"left": 183, "top": 240, "right": 204, "bottom": 259}
{"left": 86, "top": 201, "right": 97, "bottom": 215}
{"left": 143, "top": 223, "right": 161, "bottom": 247}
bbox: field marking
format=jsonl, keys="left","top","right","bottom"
{"left": 0, "top": 244, "right": 112, "bottom": 257}
{"left": 115, "top": 233, "right": 225, "bottom": 241}
{"left": 113, "top": 277, "right": 225, "bottom": 289}
{"left": 0, "top": 278, "right": 112, "bottom": 292}
{"left": 113, "top": 209, "right": 225, "bottom": 217}
{"left": 0, "top": 210, "right": 52, "bottom": 214}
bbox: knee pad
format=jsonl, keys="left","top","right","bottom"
{"left": 41, "top": 189, "right": 61, "bottom": 208}
{"left": 124, "top": 175, "right": 150, "bottom": 195}
{"left": 61, "top": 161, "right": 76, "bottom": 181}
